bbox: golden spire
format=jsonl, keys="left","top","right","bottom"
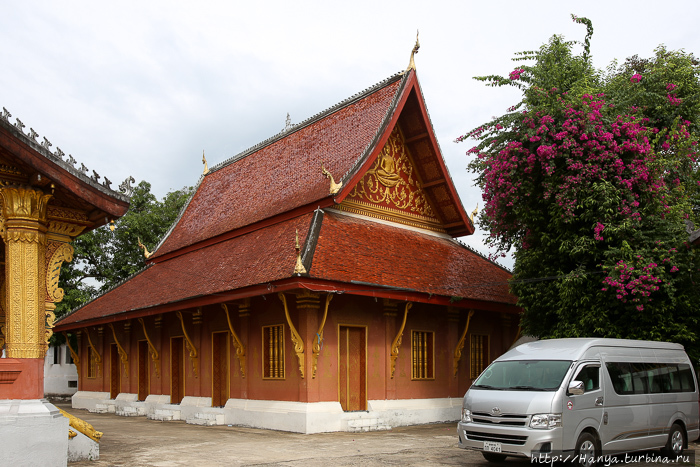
{"left": 405, "top": 30, "right": 420, "bottom": 73}
{"left": 137, "top": 237, "right": 153, "bottom": 259}
{"left": 202, "top": 150, "right": 209, "bottom": 175}
{"left": 321, "top": 164, "right": 342, "bottom": 195}
{"left": 294, "top": 229, "right": 307, "bottom": 275}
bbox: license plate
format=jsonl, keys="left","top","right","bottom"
{"left": 484, "top": 441, "right": 502, "bottom": 452}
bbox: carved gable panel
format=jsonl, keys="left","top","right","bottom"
{"left": 340, "top": 127, "right": 444, "bottom": 232}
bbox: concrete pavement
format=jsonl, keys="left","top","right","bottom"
{"left": 59, "top": 403, "right": 698, "bottom": 466}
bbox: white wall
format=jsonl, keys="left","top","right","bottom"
{"left": 45, "top": 344, "right": 79, "bottom": 397}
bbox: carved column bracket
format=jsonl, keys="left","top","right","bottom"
{"left": 278, "top": 293, "right": 305, "bottom": 379}
{"left": 85, "top": 328, "right": 102, "bottom": 377}
{"left": 453, "top": 310, "right": 475, "bottom": 377}
{"left": 109, "top": 323, "right": 129, "bottom": 376}
{"left": 62, "top": 332, "right": 81, "bottom": 378}
{"left": 222, "top": 303, "right": 246, "bottom": 377}
{"left": 390, "top": 302, "right": 412, "bottom": 379}
{"left": 176, "top": 311, "right": 199, "bottom": 378}
{"left": 138, "top": 318, "right": 160, "bottom": 378}
{"left": 310, "top": 294, "right": 332, "bottom": 379}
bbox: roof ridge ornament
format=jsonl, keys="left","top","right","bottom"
{"left": 202, "top": 150, "right": 209, "bottom": 175}
{"left": 284, "top": 113, "right": 293, "bottom": 131}
{"left": 404, "top": 30, "right": 420, "bottom": 74}
{"left": 470, "top": 203, "right": 478, "bottom": 223}
{"left": 321, "top": 164, "right": 342, "bottom": 195}
{"left": 137, "top": 237, "right": 153, "bottom": 259}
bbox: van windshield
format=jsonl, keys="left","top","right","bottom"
{"left": 472, "top": 360, "right": 573, "bottom": 391}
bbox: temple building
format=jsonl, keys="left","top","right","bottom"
{"left": 0, "top": 105, "right": 131, "bottom": 464}
{"left": 53, "top": 66, "right": 520, "bottom": 433}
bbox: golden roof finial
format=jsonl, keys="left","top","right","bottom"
{"left": 405, "top": 30, "right": 420, "bottom": 73}
{"left": 202, "top": 150, "right": 209, "bottom": 175}
{"left": 470, "top": 203, "right": 479, "bottom": 223}
{"left": 321, "top": 164, "right": 342, "bottom": 195}
{"left": 137, "top": 237, "right": 153, "bottom": 259}
{"left": 294, "top": 229, "right": 307, "bottom": 275}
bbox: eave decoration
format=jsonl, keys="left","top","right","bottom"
{"left": 278, "top": 293, "right": 305, "bottom": 378}
{"left": 221, "top": 303, "right": 246, "bottom": 377}
{"left": 453, "top": 309, "right": 476, "bottom": 377}
{"left": 311, "top": 294, "right": 333, "bottom": 379}
{"left": 138, "top": 318, "right": 160, "bottom": 378}
{"left": 321, "top": 164, "right": 342, "bottom": 195}
{"left": 390, "top": 302, "right": 412, "bottom": 378}
{"left": 176, "top": 311, "right": 199, "bottom": 378}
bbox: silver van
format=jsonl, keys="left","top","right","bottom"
{"left": 457, "top": 338, "right": 699, "bottom": 466}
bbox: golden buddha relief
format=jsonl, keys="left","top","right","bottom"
{"left": 341, "top": 127, "right": 443, "bottom": 231}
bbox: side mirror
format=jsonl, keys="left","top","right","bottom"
{"left": 568, "top": 380, "right": 584, "bottom": 396}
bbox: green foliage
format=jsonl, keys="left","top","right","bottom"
{"left": 54, "top": 181, "right": 193, "bottom": 321}
{"left": 459, "top": 16, "right": 700, "bottom": 362}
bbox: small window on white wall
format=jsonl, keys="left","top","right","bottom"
{"left": 53, "top": 346, "right": 61, "bottom": 365}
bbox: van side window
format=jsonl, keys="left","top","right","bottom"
{"left": 574, "top": 365, "right": 600, "bottom": 391}
{"left": 606, "top": 362, "right": 696, "bottom": 394}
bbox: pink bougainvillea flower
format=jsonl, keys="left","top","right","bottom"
{"left": 509, "top": 68, "right": 524, "bottom": 80}
{"left": 630, "top": 73, "right": 642, "bottom": 83}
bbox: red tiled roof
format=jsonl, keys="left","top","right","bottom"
{"left": 56, "top": 210, "right": 513, "bottom": 329}
{"left": 56, "top": 214, "right": 315, "bottom": 328}
{"left": 153, "top": 74, "right": 408, "bottom": 258}
{"left": 310, "top": 211, "right": 515, "bottom": 304}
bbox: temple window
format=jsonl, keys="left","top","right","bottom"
{"left": 470, "top": 334, "right": 490, "bottom": 379}
{"left": 263, "top": 324, "right": 285, "bottom": 379}
{"left": 53, "top": 346, "right": 61, "bottom": 365}
{"left": 411, "top": 330, "right": 434, "bottom": 380}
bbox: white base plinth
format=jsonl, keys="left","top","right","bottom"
{"left": 0, "top": 399, "right": 69, "bottom": 467}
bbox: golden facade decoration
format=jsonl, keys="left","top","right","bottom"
{"left": 222, "top": 304, "right": 246, "bottom": 377}
{"left": 109, "top": 323, "right": 129, "bottom": 376}
{"left": 278, "top": 293, "right": 305, "bottom": 378}
{"left": 341, "top": 128, "right": 443, "bottom": 232}
{"left": 0, "top": 185, "right": 52, "bottom": 358}
{"left": 138, "top": 318, "right": 160, "bottom": 378}
{"left": 62, "top": 332, "right": 80, "bottom": 378}
{"left": 390, "top": 302, "right": 412, "bottom": 378}
{"left": 46, "top": 243, "right": 74, "bottom": 303}
{"left": 453, "top": 309, "right": 475, "bottom": 377}
{"left": 311, "top": 294, "right": 332, "bottom": 379}
{"left": 85, "top": 329, "right": 102, "bottom": 377}
{"left": 176, "top": 311, "right": 199, "bottom": 377}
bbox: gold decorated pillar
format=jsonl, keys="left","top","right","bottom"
{"left": 0, "top": 185, "right": 52, "bottom": 359}
{"left": 295, "top": 290, "right": 321, "bottom": 402}
{"left": 0, "top": 185, "right": 51, "bottom": 399}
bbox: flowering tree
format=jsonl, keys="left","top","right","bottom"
{"left": 460, "top": 16, "right": 700, "bottom": 360}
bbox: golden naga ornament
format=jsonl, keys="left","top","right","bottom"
{"left": 137, "top": 237, "right": 153, "bottom": 259}
{"left": 321, "top": 164, "right": 342, "bottom": 195}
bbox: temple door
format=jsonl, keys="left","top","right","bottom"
{"left": 137, "top": 340, "right": 149, "bottom": 401}
{"left": 338, "top": 326, "right": 366, "bottom": 411}
{"left": 211, "top": 331, "right": 229, "bottom": 407}
{"left": 110, "top": 344, "right": 120, "bottom": 399}
{"left": 171, "top": 337, "right": 185, "bottom": 404}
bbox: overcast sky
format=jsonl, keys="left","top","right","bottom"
{"left": 2, "top": 1, "right": 699, "bottom": 269}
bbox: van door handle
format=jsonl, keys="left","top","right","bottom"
{"left": 595, "top": 397, "right": 603, "bottom": 406}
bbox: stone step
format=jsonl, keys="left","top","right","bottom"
{"left": 186, "top": 412, "right": 224, "bottom": 426}
{"left": 342, "top": 413, "right": 391, "bottom": 432}
{"left": 91, "top": 403, "right": 115, "bottom": 414}
{"left": 148, "top": 409, "right": 181, "bottom": 421}
{"left": 116, "top": 406, "right": 145, "bottom": 417}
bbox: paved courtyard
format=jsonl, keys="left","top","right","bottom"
{"left": 59, "top": 403, "right": 699, "bottom": 466}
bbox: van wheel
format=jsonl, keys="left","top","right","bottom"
{"left": 482, "top": 452, "right": 507, "bottom": 462}
{"left": 575, "top": 432, "right": 599, "bottom": 467}
{"left": 663, "top": 423, "right": 686, "bottom": 456}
